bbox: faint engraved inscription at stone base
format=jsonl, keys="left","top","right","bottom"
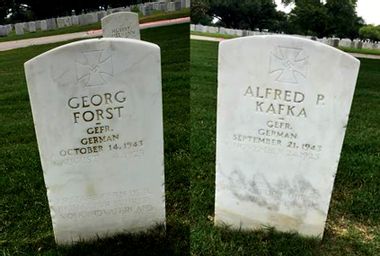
{"left": 229, "top": 170, "right": 323, "bottom": 215}
{"left": 53, "top": 188, "right": 155, "bottom": 220}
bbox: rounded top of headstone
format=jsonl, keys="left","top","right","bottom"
{"left": 101, "top": 12, "right": 140, "bottom": 39}
{"left": 101, "top": 11, "right": 139, "bottom": 23}
{"left": 25, "top": 38, "right": 158, "bottom": 67}
{"left": 220, "top": 35, "right": 360, "bottom": 65}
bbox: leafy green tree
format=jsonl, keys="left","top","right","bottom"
{"left": 5, "top": 1, "right": 36, "bottom": 23}
{"left": 0, "top": 0, "right": 13, "bottom": 24}
{"left": 1, "top": 0, "right": 152, "bottom": 23}
{"left": 209, "top": 0, "right": 278, "bottom": 30}
{"left": 208, "top": 0, "right": 239, "bottom": 28}
{"left": 191, "top": 0, "right": 212, "bottom": 25}
{"left": 282, "top": 0, "right": 362, "bottom": 38}
{"left": 359, "top": 25, "right": 380, "bottom": 41}
{"left": 240, "top": 0, "right": 278, "bottom": 30}
{"left": 270, "top": 10, "right": 289, "bottom": 33}
{"left": 325, "top": 0, "right": 360, "bottom": 38}
{"left": 287, "top": 0, "right": 328, "bottom": 37}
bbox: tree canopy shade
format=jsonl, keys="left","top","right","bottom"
{"left": 191, "top": 0, "right": 212, "bottom": 25}
{"left": 282, "top": 0, "right": 361, "bottom": 38}
{"left": 325, "top": 0, "right": 362, "bottom": 38}
{"left": 192, "top": 0, "right": 364, "bottom": 39}
{"left": 208, "top": 0, "right": 280, "bottom": 31}
{"left": 359, "top": 25, "right": 380, "bottom": 41}
{"left": 0, "top": 0, "right": 151, "bottom": 24}
{"left": 287, "top": 0, "right": 328, "bottom": 37}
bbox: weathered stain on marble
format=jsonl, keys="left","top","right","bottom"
{"left": 229, "top": 169, "right": 323, "bottom": 215}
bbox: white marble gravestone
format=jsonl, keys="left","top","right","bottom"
{"left": 167, "top": 2, "right": 175, "bottom": 12}
{"left": 27, "top": 21, "right": 36, "bottom": 32}
{"left": 71, "top": 15, "right": 79, "bottom": 25}
{"left": 0, "top": 26, "right": 7, "bottom": 36}
{"left": 15, "top": 23, "right": 25, "bottom": 35}
{"left": 46, "top": 18, "right": 57, "bottom": 30}
{"left": 215, "top": 35, "right": 360, "bottom": 237}
{"left": 24, "top": 38, "right": 165, "bottom": 244}
{"left": 63, "top": 16, "right": 72, "bottom": 27}
{"left": 101, "top": 12, "right": 140, "bottom": 40}
{"left": 35, "top": 21, "right": 41, "bottom": 30}
{"left": 40, "top": 20, "right": 47, "bottom": 31}
{"left": 57, "top": 17, "right": 65, "bottom": 28}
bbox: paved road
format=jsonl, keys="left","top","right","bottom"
{"left": 190, "top": 34, "right": 380, "bottom": 60}
{"left": 0, "top": 17, "right": 190, "bottom": 52}
{"left": 190, "top": 35, "right": 224, "bottom": 42}
{"left": 349, "top": 52, "right": 380, "bottom": 59}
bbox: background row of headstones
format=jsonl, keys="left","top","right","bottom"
{"left": 0, "top": 0, "right": 190, "bottom": 36}
{"left": 191, "top": 24, "right": 380, "bottom": 50}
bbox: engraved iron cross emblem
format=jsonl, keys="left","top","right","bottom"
{"left": 269, "top": 47, "right": 308, "bottom": 84}
{"left": 76, "top": 49, "right": 113, "bottom": 86}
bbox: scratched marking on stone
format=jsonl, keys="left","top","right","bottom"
{"left": 229, "top": 170, "right": 323, "bottom": 215}
{"left": 269, "top": 46, "right": 308, "bottom": 84}
{"left": 76, "top": 49, "right": 113, "bottom": 86}
{"left": 112, "top": 26, "right": 136, "bottom": 38}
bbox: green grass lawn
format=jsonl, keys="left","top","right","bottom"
{"left": 190, "top": 40, "right": 380, "bottom": 256}
{"left": 0, "top": 9, "right": 189, "bottom": 43}
{"left": 339, "top": 47, "right": 380, "bottom": 56}
{"left": 0, "top": 23, "right": 189, "bottom": 255}
{"left": 191, "top": 31, "right": 237, "bottom": 39}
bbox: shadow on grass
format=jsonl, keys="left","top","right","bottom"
{"left": 214, "top": 225, "right": 320, "bottom": 255}
{"left": 31, "top": 223, "right": 189, "bottom": 255}
{"left": 191, "top": 220, "right": 378, "bottom": 255}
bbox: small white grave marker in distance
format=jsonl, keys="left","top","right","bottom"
{"left": 101, "top": 12, "right": 140, "bottom": 40}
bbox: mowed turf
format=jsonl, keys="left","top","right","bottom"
{"left": 190, "top": 40, "right": 380, "bottom": 256}
{"left": 0, "top": 9, "right": 190, "bottom": 43}
{"left": 0, "top": 23, "right": 189, "bottom": 255}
